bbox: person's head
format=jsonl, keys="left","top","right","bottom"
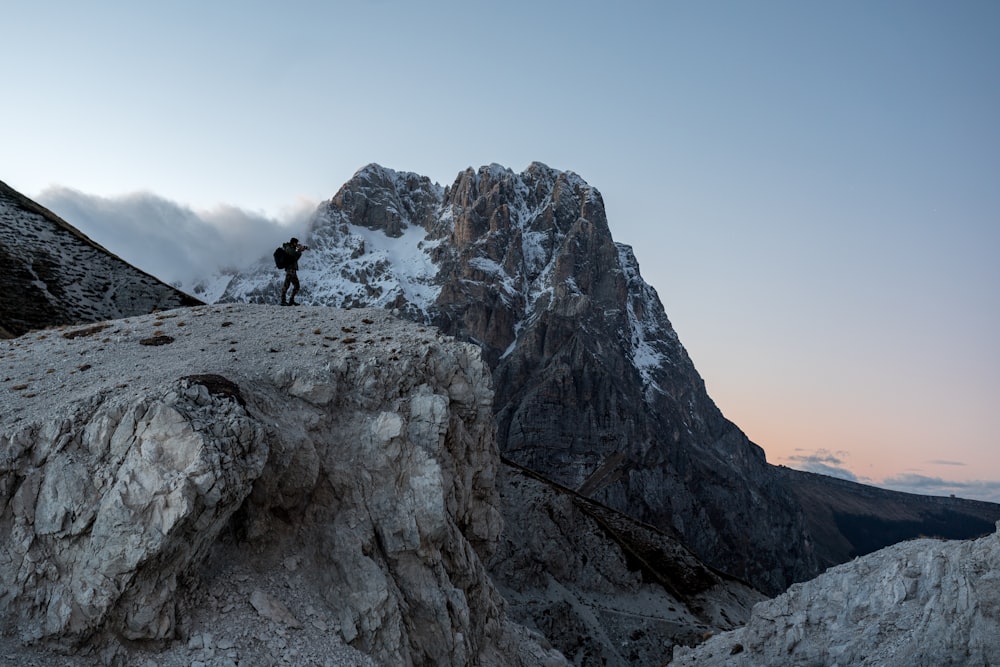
{"left": 290, "top": 237, "right": 299, "bottom": 245}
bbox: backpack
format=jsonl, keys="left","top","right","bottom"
{"left": 273, "top": 247, "right": 288, "bottom": 269}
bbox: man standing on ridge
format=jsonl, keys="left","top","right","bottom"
{"left": 280, "top": 237, "right": 308, "bottom": 306}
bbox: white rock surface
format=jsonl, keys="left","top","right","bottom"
{"left": 0, "top": 304, "right": 565, "bottom": 666}
{"left": 672, "top": 523, "right": 1000, "bottom": 666}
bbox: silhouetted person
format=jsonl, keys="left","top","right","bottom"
{"left": 280, "top": 237, "right": 308, "bottom": 306}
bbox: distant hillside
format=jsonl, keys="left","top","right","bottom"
{"left": 0, "top": 180, "right": 201, "bottom": 338}
{"left": 777, "top": 466, "right": 1000, "bottom": 566}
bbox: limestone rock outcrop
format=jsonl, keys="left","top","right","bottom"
{"left": 672, "top": 522, "right": 1000, "bottom": 666}
{"left": 0, "top": 305, "right": 563, "bottom": 666}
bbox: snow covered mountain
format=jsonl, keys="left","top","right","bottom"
{"left": 219, "top": 162, "right": 1000, "bottom": 595}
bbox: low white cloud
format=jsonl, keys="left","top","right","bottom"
{"left": 37, "top": 186, "right": 317, "bottom": 295}
{"left": 783, "top": 449, "right": 1000, "bottom": 504}
{"left": 784, "top": 449, "right": 859, "bottom": 482}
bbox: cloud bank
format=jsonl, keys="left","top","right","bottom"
{"left": 785, "top": 449, "right": 859, "bottom": 482}
{"left": 783, "top": 449, "right": 1000, "bottom": 504}
{"left": 37, "top": 186, "right": 317, "bottom": 297}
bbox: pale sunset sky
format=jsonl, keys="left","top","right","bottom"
{"left": 3, "top": 1, "right": 998, "bottom": 501}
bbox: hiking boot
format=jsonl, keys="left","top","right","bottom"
{"left": 288, "top": 299, "right": 297, "bottom": 306}
{"left": 280, "top": 298, "right": 288, "bottom": 306}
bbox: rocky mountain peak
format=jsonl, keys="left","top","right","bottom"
{"left": 328, "top": 163, "right": 442, "bottom": 238}
{"left": 217, "top": 163, "right": 1000, "bottom": 596}
{"left": 442, "top": 161, "right": 605, "bottom": 263}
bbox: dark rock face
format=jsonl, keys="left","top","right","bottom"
{"left": 330, "top": 164, "right": 442, "bottom": 238}
{"left": 488, "top": 462, "right": 766, "bottom": 664}
{"left": 429, "top": 165, "right": 821, "bottom": 594}
{"left": 220, "top": 163, "right": 1000, "bottom": 595}
{"left": 0, "top": 180, "right": 201, "bottom": 338}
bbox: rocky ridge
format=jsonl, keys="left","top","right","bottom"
{"left": 0, "top": 179, "right": 201, "bottom": 338}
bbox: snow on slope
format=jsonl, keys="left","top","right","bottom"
{"left": 217, "top": 164, "right": 675, "bottom": 400}
{"left": 305, "top": 211, "right": 443, "bottom": 318}
{"left": 617, "top": 242, "right": 671, "bottom": 395}
{"left": 217, "top": 217, "right": 442, "bottom": 319}
{"left": 185, "top": 271, "right": 240, "bottom": 304}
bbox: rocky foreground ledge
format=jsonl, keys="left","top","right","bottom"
{"left": 672, "top": 521, "right": 1000, "bottom": 666}
{"left": 0, "top": 304, "right": 565, "bottom": 666}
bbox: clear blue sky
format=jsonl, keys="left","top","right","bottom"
{"left": 4, "top": 1, "right": 999, "bottom": 501}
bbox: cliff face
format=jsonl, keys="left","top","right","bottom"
{"left": 0, "top": 305, "right": 564, "bottom": 666}
{"left": 432, "top": 165, "right": 817, "bottom": 594}
{"left": 0, "top": 180, "right": 202, "bottom": 338}
{"left": 488, "top": 463, "right": 765, "bottom": 664}
{"left": 220, "top": 163, "right": 823, "bottom": 594}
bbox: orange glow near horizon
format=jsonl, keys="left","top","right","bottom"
{"left": 708, "top": 379, "right": 999, "bottom": 503}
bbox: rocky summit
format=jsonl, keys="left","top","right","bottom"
{"left": 221, "top": 163, "right": 1000, "bottom": 596}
